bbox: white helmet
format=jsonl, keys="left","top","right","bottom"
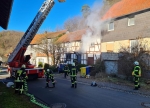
{"left": 21, "top": 64, "right": 26, "bottom": 68}
{"left": 47, "top": 69, "right": 50, "bottom": 72}
{"left": 134, "top": 61, "right": 139, "bottom": 65}
{"left": 72, "top": 62, "right": 75, "bottom": 66}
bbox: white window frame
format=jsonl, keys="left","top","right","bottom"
{"left": 130, "top": 39, "right": 138, "bottom": 53}
{"left": 108, "top": 22, "right": 114, "bottom": 31}
{"left": 128, "top": 16, "right": 135, "bottom": 26}
{"left": 38, "top": 58, "right": 44, "bottom": 63}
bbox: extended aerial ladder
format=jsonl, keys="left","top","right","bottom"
{"left": 8, "top": 0, "right": 65, "bottom": 79}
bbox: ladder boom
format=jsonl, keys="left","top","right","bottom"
{"left": 8, "top": 0, "right": 54, "bottom": 63}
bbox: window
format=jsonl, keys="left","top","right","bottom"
{"left": 91, "top": 42, "right": 95, "bottom": 46}
{"left": 66, "top": 53, "right": 71, "bottom": 60}
{"left": 108, "top": 22, "right": 114, "bottom": 31}
{"left": 38, "top": 58, "right": 44, "bottom": 63}
{"left": 130, "top": 39, "right": 138, "bottom": 53}
{"left": 106, "top": 42, "right": 114, "bottom": 52}
{"left": 128, "top": 16, "right": 135, "bottom": 26}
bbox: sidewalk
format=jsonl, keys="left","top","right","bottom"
{"left": 55, "top": 73, "right": 150, "bottom": 97}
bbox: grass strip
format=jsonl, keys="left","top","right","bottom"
{"left": 0, "top": 82, "right": 41, "bottom": 108}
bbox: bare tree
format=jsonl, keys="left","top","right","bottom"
{"left": 55, "top": 25, "right": 64, "bottom": 31}
{"left": 0, "top": 31, "right": 23, "bottom": 61}
{"left": 81, "top": 4, "right": 91, "bottom": 18}
{"left": 33, "top": 32, "right": 66, "bottom": 65}
{"left": 103, "top": 0, "right": 121, "bottom": 6}
{"left": 64, "top": 16, "right": 86, "bottom": 32}
{"left": 118, "top": 37, "right": 150, "bottom": 79}
{"left": 34, "top": 36, "right": 51, "bottom": 64}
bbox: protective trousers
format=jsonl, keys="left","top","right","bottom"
{"left": 50, "top": 76, "right": 55, "bottom": 87}
{"left": 134, "top": 76, "right": 140, "bottom": 89}
{"left": 45, "top": 75, "right": 55, "bottom": 88}
{"left": 45, "top": 76, "right": 50, "bottom": 88}
{"left": 15, "top": 80, "right": 24, "bottom": 94}
{"left": 64, "top": 70, "right": 68, "bottom": 78}
{"left": 15, "top": 81, "right": 20, "bottom": 93}
{"left": 71, "top": 76, "right": 77, "bottom": 88}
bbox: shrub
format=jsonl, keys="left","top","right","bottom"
{"left": 90, "top": 58, "right": 105, "bottom": 76}
{"left": 38, "top": 62, "right": 43, "bottom": 68}
{"left": 118, "top": 38, "right": 150, "bottom": 79}
{"left": 49, "top": 65, "right": 57, "bottom": 72}
{"left": 44, "top": 63, "right": 50, "bottom": 70}
{"left": 77, "top": 64, "right": 87, "bottom": 71}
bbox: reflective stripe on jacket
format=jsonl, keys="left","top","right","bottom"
{"left": 70, "top": 68, "right": 77, "bottom": 77}
{"left": 132, "top": 66, "right": 141, "bottom": 77}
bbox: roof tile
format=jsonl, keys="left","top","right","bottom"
{"left": 56, "top": 29, "right": 86, "bottom": 43}
{"left": 102, "top": 0, "right": 150, "bottom": 20}
{"left": 30, "top": 30, "right": 67, "bottom": 45}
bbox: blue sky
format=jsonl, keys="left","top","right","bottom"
{"left": 0, "top": 0, "right": 102, "bottom": 32}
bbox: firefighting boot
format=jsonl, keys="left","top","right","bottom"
{"left": 133, "top": 87, "right": 138, "bottom": 90}
{"left": 71, "top": 84, "right": 74, "bottom": 88}
{"left": 75, "top": 83, "right": 77, "bottom": 88}
{"left": 53, "top": 83, "right": 55, "bottom": 88}
{"left": 45, "top": 83, "right": 49, "bottom": 88}
{"left": 138, "top": 85, "right": 140, "bottom": 88}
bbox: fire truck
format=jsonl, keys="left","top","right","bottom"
{"left": 8, "top": 0, "right": 65, "bottom": 79}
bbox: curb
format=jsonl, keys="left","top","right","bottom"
{"left": 56, "top": 76, "right": 150, "bottom": 98}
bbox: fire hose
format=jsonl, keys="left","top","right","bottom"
{"left": 23, "top": 80, "right": 50, "bottom": 108}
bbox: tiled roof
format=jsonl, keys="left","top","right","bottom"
{"left": 30, "top": 34, "right": 45, "bottom": 45}
{"left": 102, "top": 0, "right": 150, "bottom": 20}
{"left": 56, "top": 29, "right": 86, "bottom": 43}
{"left": 36, "top": 53, "right": 51, "bottom": 57}
{"left": 30, "top": 30, "right": 67, "bottom": 45}
{"left": 45, "top": 30, "right": 67, "bottom": 38}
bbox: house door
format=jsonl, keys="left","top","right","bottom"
{"left": 87, "top": 57, "right": 94, "bottom": 65}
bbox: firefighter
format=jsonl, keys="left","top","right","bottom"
{"left": 63, "top": 63, "right": 70, "bottom": 78}
{"left": 45, "top": 68, "right": 55, "bottom": 88}
{"left": 14, "top": 64, "right": 27, "bottom": 94}
{"left": 70, "top": 62, "right": 77, "bottom": 88}
{"left": 132, "top": 61, "right": 141, "bottom": 90}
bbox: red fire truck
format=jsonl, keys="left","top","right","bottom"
{"left": 8, "top": 0, "right": 65, "bottom": 79}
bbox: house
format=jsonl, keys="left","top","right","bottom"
{"left": 25, "top": 30, "right": 67, "bottom": 67}
{"left": 100, "top": 0, "right": 150, "bottom": 74}
{"left": 26, "top": 28, "right": 101, "bottom": 66}
{"left": 56, "top": 29, "right": 101, "bottom": 65}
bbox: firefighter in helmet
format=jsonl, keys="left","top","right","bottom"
{"left": 70, "top": 62, "right": 77, "bottom": 88}
{"left": 14, "top": 64, "right": 28, "bottom": 94}
{"left": 45, "top": 68, "right": 55, "bottom": 88}
{"left": 63, "top": 63, "right": 70, "bottom": 78}
{"left": 132, "top": 61, "right": 141, "bottom": 90}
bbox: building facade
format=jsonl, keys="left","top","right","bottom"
{"left": 101, "top": 0, "right": 150, "bottom": 74}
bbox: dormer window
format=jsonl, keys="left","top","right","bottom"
{"left": 108, "top": 22, "right": 114, "bottom": 31}
{"left": 128, "top": 16, "right": 135, "bottom": 26}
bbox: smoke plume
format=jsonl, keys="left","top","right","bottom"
{"left": 80, "top": 2, "right": 105, "bottom": 53}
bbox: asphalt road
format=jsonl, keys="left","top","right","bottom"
{"left": 27, "top": 76, "right": 150, "bottom": 108}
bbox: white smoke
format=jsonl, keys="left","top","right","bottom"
{"left": 80, "top": 2, "right": 105, "bottom": 53}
